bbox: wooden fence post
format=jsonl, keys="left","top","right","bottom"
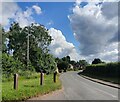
{"left": 53, "top": 72, "right": 57, "bottom": 83}
{"left": 14, "top": 73, "right": 18, "bottom": 90}
{"left": 40, "top": 72, "right": 44, "bottom": 85}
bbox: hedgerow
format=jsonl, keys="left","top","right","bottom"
{"left": 83, "top": 62, "right": 120, "bottom": 78}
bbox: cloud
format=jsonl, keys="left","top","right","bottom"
{"left": 84, "top": 42, "right": 118, "bottom": 63}
{"left": 68, "top": 1, "right": 118, "bottom": 62}
{"left": 14, "top": 8, "right": 34, "bottom": 28}
{"left": 48, "top": 28, "right": 80, "bottom": 61}
{"left": 32, "top": 5, "right": 42, "bottom": 15}
{"left": 46, "top": 20, "right": 54, "bottom": 26}
{"left": 0, "top": 2, "right": 19, "bottom": 26}
{"left": 101, "top": 2, "right": 118, "bottom": 20}
{"left": 1, "top": 3, "right": 42, "bottom": 28}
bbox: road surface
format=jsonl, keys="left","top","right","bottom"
{"left": 29, "top": 71, "right": 119, "bottom": 100}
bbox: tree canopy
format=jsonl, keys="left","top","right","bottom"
{"left": 2, "top": 22, "right": 56, "bottom": 75}
{"left": 92, "top": 58, "right": 103, "bottom": 64}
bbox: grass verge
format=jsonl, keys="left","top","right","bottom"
{"left": 2, "top": 73, "right": 62, "bottom": 101}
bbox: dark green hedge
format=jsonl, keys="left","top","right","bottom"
{"left": 83, "top": 62, "right": 120, "bottom": 78}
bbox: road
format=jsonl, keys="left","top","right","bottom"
{"left": 29, "top": 71, "right": 118, "bottom": 100}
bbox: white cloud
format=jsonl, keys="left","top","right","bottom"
{"left": 0, "top": 2, "right": 19, "bottom": 26}
{"left": 47, "top": 20, "right": 54, "bottom": 26}
{"left": 69, "top": 1, "right": 118, "bottom": 62}
{"left": 84, "top": 42, "right": 118, "bottom": 63}
{"left": 1, "top": 3, "right": 42, "bottom": 28}
{"left": 32, "top": 5, "right": 42, "bottom": 15}
{"left": 48, "top": 28, "right": 81, "bottom": 61}
{"left": 14, "top": 8, "right": 35, "bottom": 28}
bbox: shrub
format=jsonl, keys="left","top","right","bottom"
{"left": 2, "top": 53, "right": 36, "bottom": 81}
{"left": 83, "top": 62, "right": 120, "bottom": 78}
{"left": 2, "top": 53, "right": 25, "bottom": 78}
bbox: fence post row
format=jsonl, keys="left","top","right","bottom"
{"left": 14, "top": 73, "right": 18, "bottom": 90}
{"left": 13, "top": 72, "right": 57, "bottom": 89}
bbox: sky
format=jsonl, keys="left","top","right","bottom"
{"left": 0, "top": 0, "right": 119, "bottom": 63}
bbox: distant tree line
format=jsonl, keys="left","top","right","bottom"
{"left": 55, "top": 56, "right": 89, "bottom": 73}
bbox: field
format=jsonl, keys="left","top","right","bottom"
{"left": 2, "top": 73, "right": 61, "bottom": 101}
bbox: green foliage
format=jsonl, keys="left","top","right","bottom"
{"left": 70, "top": 60, "right": 76, "bottom": 66}
{"left": 2, "top": 53, "right": 37, "bottom": 82}
{"left": 40, "top": 54, "right": 56, "bottom": 74}
{"left": 2, "top": 74, "right": 62, "bottom": 101}
{"left": 78, "top": 60, "right": 89, "bottom": 68}
{"left": 92, "top": 58, "right": 103, "bottom": 64}
{"left": 83, "top": 62, "right": 120, "bottom": 78}
{"left": 62, "top": 56, "right": 70, "bottom": 63}
{"left": 57, "top": 61, "right": 69, "bottom": 72}
{"left": 69, "top": 60, "right": 88, "bottom": 70}
{"left": 55, "top": 56, "right": 71, "bottom": 72}
{"left": 2, "top": 22, "right": 56, "bottom": 74}
{"left": 55, "top": 56, "right": 89, "bottom": 72}
{"left": 2, "top": 53, "right": 25, "bottom": 79}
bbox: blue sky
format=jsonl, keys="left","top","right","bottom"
{"left": 1, "top": 1, "right": 118, "bottom": 62}
{"left": 18, "top": 2, "right": 80, "bottom": 49}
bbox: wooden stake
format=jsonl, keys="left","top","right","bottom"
{"left": 40, "top": 72, "right": 44, "bottom": 85}
{"left": 54, "top": 72, "right": 57, "bottom": 83}
{"left": 14, "top": 73, "right": 18, "bottom": 90}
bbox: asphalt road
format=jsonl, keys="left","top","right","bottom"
{"left": 30, "top": 71, "right": 119, "bottom": 100}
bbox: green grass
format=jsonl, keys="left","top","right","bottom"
{"left": 2, "top": 73, "right": 62, "bottom": 101}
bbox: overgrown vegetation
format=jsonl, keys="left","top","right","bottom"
{"left": 82, "top": 62, "right": 120, "bottom": 84}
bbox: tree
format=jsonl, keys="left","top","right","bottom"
{"left": 92, "top": 58, "right": 102, "bottom": 64}
{"left": 55, "top": 57, "right": 61, "bottom": 63}
{"left": 57, "top": 61, "right": 69, "bottom": 72}
{"left": 62, "top": 56, "right": 70, "bottom": 63}
{"left": 2, "top": 53, "right": 25, "bottom": 78}
{"left": 70, "top": 60, "right": 76, "bottom": 66}
{"left": 78, "top": 60, "right": 88, "bottom": 68}
{"left": 5, "top": 22, "right": 55, "bottom": 73}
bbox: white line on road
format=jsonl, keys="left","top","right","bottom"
{"left": 77, "top": 76, "right": 117, "bottom": 98}
{"left": 93, "top": 87, "right": 117, "bottom": 98}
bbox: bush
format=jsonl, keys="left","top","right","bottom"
{"left": 2, "top": 53, "right": 36, "bottom": 81}
{"left": 2, "top": 53, "right": 25, "bottom": 79}
{"left": 83, "top": 62, "right": 120, "bottom": 78}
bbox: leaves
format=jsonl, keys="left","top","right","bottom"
{"left": 2, "top": 53, "right": 25, "bottom": 78}
{"left": 3, "top": 22, "right": 56, "bottom": 74}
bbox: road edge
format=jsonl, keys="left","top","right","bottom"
{"left": 80, "top": 75, "right": 120, "bottom": 89}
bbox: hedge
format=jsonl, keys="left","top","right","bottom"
{"left": 83, "top": 62, "right": 120, "bottom": 78}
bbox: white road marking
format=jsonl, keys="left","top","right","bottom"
{"left": 94, "top": 87, "right": 117, "bottom": 98}
{"left": 76, "top": 76, "right": 117, "bottom": 98}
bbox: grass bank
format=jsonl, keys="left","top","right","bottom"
{"left": 2, "top": 73, "right": 62, "bottom": 101}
